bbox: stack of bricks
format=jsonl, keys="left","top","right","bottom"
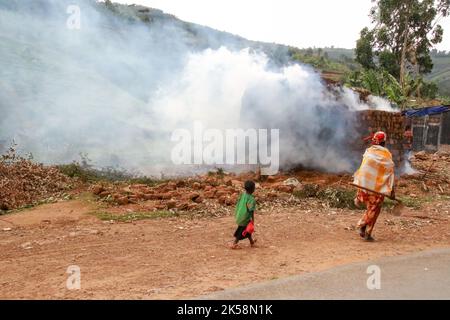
{"left": 351, "top": 110, "right": 406, "bottom": 168}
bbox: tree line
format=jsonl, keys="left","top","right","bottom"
{"left": 353, "top": 0, "right": 450, "bottom": 108}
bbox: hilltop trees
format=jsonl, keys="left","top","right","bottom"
{"left": 354, "top": 0, "right": 450, "bottom": 106}
{"left": 356, "top": 27, "right": 376, "bottom": 70}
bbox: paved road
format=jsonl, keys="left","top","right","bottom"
{"left": 201, "top": 248, "right": 450, "bottom": 299}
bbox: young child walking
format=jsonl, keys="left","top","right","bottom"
{"left": 230, "top": 180, "right": 257, "bottom": 249}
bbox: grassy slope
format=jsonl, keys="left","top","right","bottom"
{"left": 428, "top": 55, "right": 450, "bottom": 97}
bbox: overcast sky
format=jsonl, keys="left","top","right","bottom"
{"left": 114, "top": 0, "right": 450, "bottom": 51}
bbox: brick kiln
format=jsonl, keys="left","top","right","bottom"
{"left": 351, "top": 110, "right": 407, "bottom": 168}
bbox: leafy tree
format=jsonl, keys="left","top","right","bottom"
{"left": 104, "top": 0, "right": 114, "bottom": 9}
{"left": 357, "top": 0, "right": 450, "bottom": 90}
{"left": 355, "top": 27, "right": 376, "bottom": 69}
{"left": 345, "top": 67, "right": 439, "bottom": 104}
{"left": 378, "top": 50, "right": 400, "bottom": 78}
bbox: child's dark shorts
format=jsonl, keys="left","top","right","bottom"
{"left": 234, "top": 225, "right": 250, "bottom": 240}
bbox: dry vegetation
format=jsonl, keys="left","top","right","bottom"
{"left": 0, "top": 145, "right": 73, "bottom": 211}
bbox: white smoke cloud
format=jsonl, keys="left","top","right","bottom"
{"left": 367, "top": 95, "right": 397, "bottom": 112}
{"left": 133, "top": 47, "right": 386, "bottom": 173}
{"left": 0, "top": 0, "right": 395, "bottom": 175}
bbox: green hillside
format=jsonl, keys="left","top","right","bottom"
{"left": 1, "top": 0, "right": 447, "bottom": 98}
{"left": 428, "top": 54, "right": 450, "bottom": 97}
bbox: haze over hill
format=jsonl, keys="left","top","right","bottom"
{"left": 0, "top": 0, "right": 395, "bottom": 175}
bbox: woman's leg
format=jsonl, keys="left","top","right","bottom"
{"left": 363, "top": 194, "right": 384, "bottom": 240}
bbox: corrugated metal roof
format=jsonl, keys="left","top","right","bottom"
{"left": 402, "top": 106, "right": 450, "bottom": 117}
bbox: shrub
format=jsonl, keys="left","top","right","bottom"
{"left": 293, "top": 184, "right": 320, "bottom": 198}
{"left": 317, "top": 188, "right": 357, "bottom": 209}
{"left": 294, "top": 184, "right": 358, "bottom": 209}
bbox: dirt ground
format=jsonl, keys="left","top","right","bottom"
{"left": 1, "top": 194, "right": 449, "bottom": 299}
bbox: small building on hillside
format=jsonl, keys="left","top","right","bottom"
{"left": 402, "top": 106, "right": 450, "bottom": 152}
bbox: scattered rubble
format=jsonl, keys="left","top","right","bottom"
{"left": 89, "top": 170, "right": 356, "bottom": 216}
{"left": 1, "top": 142, "right": 447, "bottom": 217}
{"left": 89, "top": 151, "right": 450, "bottom": 216}
{"left": 283, "top": 177, "right": 301, "bottom": 187}
{"left": 20, "top": 242, "right": 33, "bottom": 250}
{"left": 402, "top": 150, "right": 450, "bottom": 196}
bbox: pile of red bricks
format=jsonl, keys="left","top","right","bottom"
{"left": 91, "top": 174, "right": 301, "bottom": 209}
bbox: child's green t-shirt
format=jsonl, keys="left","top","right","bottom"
{"left": 235, "top": 193, "right": 256, "bottom": 226}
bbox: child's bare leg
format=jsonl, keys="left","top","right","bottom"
{"left": 249, "top": 235, "right": 257, "bottom": 247}
{"left": 229, "top": 238, "right": 239, "bottom": 249}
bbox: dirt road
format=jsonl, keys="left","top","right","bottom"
{"left": 0, "top": 198, "right": 449, "bottom": 299}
